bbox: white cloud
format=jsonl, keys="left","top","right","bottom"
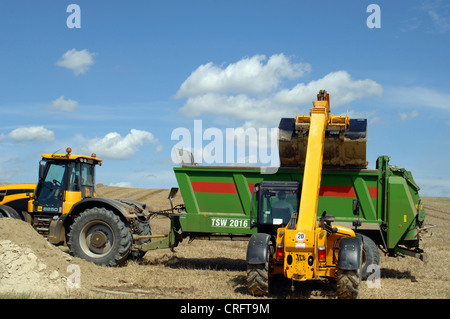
{"left": 46, "top": 96, "right": 78, "bottom": 112}
{"left": 399, "top": 110, "right": 419, "bottom": 121}
{"left": 177, "top": 54, "right": 383, "bottom": 127}
{"left": 386, "top": 86, "right": 450, "bottom": 110}
{"left": 109, "top": 182, "right": 134, "bottom": 188}
{"left": 0, "top": 167, "right": 20, "bottom": 181}
{"left": 1, "top": 126, "right": 55, "bottom": 143}
{"left": 82, "top": 129, "right": 162, "bottom": 160}
{"left": 56, "top": 49, "right": 95, "bottom": 75}
{"left": 274, "top": 71, "right": 382, "bottom": 107}
{"left": 415, "top": 178, "right": 450, "bottom": 197}
{"left": 428, "top": 10, "right": 450, "bottom": 33}
{"left": 179, "top": 93, "right": 281, "bottom": 125}
{"left": 176, "top": 53, "right": 311, "bottom": 98}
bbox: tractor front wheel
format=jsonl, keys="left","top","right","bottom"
{"left": 68, "top": 207, "right": 132, "bottom": 266}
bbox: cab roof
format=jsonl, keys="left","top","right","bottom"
{"left": 41, "top": 148, "right": 102, "bottom": 164}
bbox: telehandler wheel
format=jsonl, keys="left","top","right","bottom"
{"left": 246, "top": 244, "right": 274, "bottom": 296}
{"left": 356, "top": 234, "right": 380, "bottom": 280}
{"left": 247, "top": 263, "right": 269, "bottom": 296}
{"left": 68, "top": 207, "right": 133, "bottom": 266}
{"left": 336, "top": 269, "right": 361, "bottom": 299}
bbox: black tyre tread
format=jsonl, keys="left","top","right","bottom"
{"left": 336, "top": 269, "right": 360, "bottom": 299}
{"left": 130, "top": 219, "right": 152, "bottom": 260}
{"left": 356, "top": 233, "right": 380, "bottom": 280}
{"left": 67, "top": 207, "right": 132, "bottom": 266}
{"left": 247, "top": 263, "right": 269, "bottom": 296}
{"left": 0, "top": 205, "right": 22, "bottom": 219}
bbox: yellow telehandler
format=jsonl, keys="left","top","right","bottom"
{"left": 246, "top": 90, "right": 363, "bottom": 298}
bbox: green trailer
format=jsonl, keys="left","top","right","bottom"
{"left": 170, "top": 155, "right": 426, "bottom": 261}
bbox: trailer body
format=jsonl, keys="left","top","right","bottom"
{"left": 174, "top": 155, "right": 425, "bottom": 257}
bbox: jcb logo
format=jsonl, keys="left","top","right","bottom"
{"left": 295, "top": 254, "right": 306, "bottom": 262}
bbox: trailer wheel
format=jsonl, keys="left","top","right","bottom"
{"left": 357, "top": 234, "right": 380, "bottom": 280}
{"left": 246, "top": 244, "right": 273, "bottom": 296}
{"left": 68, "top": 207, "right": 132, "bottom": 266}
{"left": 336, "top": 269, "right": 361, "bottom": 299}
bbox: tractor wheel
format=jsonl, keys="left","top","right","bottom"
{"left": 68, "top": 207, "right": 132, "bottom": 266}
{"left": 246, "top": 244, "right": 273, "bottom": 296}
{"left": 356, "top": 234, "right": 380, "bottom": 280}
{"left": 0, "top": 205, "right": 22, "bottom": 219}
{"left": 336, "top": 269, "right": 361, "bottom": 299}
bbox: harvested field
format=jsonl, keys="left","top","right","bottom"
{"left": 0, "top": 184, "right": 449, "bottom": 299}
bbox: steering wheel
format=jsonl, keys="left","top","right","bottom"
{"left": 53, "top": 179, "right": 62, "bottom": 187}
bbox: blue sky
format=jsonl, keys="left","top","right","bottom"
{"left": 0, "top": 0, "right": 449, "bottom": 197}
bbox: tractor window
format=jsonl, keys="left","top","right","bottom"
{"left": 45, "top": 163, "right": 66, "bottom": 185}
{"left": 80, "top": 163, "right": 96, "bottom": 198}
{"left": 67, "top": 163, "right": 80, "bottom": 192}
{"left": 80, "top": 164, "right": 95, "bottom": 187}
{"left": 67, "top": 163, "right": 96, "bottom": 194}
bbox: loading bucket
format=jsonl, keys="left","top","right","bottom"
{"left": 278, "top": 118, "right": 368, "bottom": 168}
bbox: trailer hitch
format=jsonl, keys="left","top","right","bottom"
{"left": 396, "top": 247, "right": 427, "bottom": 263}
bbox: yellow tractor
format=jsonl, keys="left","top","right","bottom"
{"left": 0, "top": 148, "right": 152, "bottom": 266}
{"left": 246, "top": 90, "right": 363, "bottom": 298}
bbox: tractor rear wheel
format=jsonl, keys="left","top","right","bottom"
{"left": 68, "top": 207, "right": 132, "bottom": 266}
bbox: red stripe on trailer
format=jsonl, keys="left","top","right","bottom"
{"left": 191, "top": 182, "right": 377, "bottom": 199}
{"left": 368, "top": 186, "right": 378, "bottom": 199}
{"left": 191, "top": 181, "right": 237, "bottom": 194}
{"left": 319, "top": 185, "right": 377, "bottom": 199}
{"left": 319, "top": 185, "right": 355, "bottom": 197}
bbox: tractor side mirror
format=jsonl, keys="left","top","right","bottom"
{"left": 168, "top": 187, "right": 179, "bottom": 212}
{"left": 352, "top": 199, "right": 360, "bottom": 216}
{"left": 168, "top": 187, "right": 179, "bottom": 201}
{"left": 39, "top": 161, "right": 45, "bottom": 181}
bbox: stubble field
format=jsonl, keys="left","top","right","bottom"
{"left": 0, "top": 184, "right": 448, "bottom": 299}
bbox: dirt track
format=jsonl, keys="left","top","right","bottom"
{"left": 0, "top": 185, "right": 449, "bottom": 299}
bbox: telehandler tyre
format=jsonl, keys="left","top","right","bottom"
{"left": 356, "top": 233, "right": 380, "bottom": 280}
{"left": 246, "top": 243, "right": 274, "bottom": 296}
{"left": 336, "top": 269, "right": 361, "bottom": 299}
{"left": 68, "top": 207, "right": 132, "bottom": 266}
{"left": 247, "top": 262, "right": 270, "bottom": 296}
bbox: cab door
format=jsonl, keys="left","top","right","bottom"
{"left": 34, "top": 162, "right": 67, "bottom": 214}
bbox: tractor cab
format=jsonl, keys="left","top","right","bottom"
{"left": 30, "top": 148, "right": 102, "bottom": 216}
